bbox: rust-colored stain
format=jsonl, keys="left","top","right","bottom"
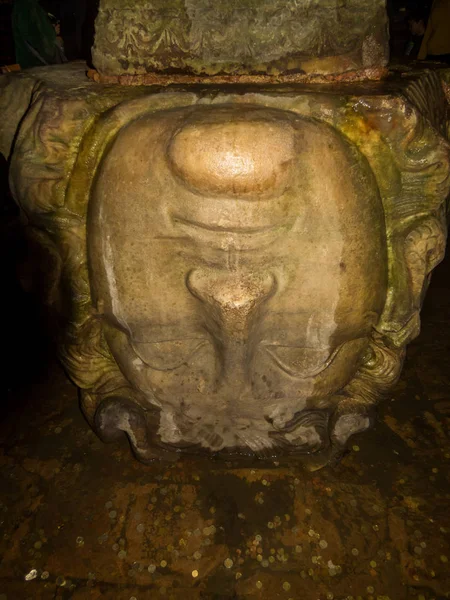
{"left": 87, "top": 67, "right": 388, "bottom": 87}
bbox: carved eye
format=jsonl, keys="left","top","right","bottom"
{"left": 131, "top": 339, "right": 210, "bottom": 371}
{"left": 263, "top": 344, "right": 341, "bottom": 378}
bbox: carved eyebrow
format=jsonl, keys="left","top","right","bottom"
{"left": 131, "top": 339, "right": 210, "bottom": 371}
{"left": 262, "top": 343, "right": 341, "bottom": 378}
{"left": 262, "top": 337, "right": 367, "bottom": 379}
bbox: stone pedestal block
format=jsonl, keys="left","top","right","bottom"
{"left": 1, "top": 63, "right": 449, "bottom": 469}
{"left": 92, "top": 0, "right": 389, "bottom": 77}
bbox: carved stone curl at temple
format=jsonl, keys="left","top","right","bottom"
{"left": 1, "top": 3, "right": 450, "bottom": 470}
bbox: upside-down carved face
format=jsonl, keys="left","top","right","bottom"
{"left": 88, "top": 104, "right": 387, "bottom": 456}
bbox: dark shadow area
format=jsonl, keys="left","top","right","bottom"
{"left": 1, "top": 0, "right": 99, "bottom": 69}
{"left": 0, "top": 153, "right": 55, "bottom": 420}
{"left": 387, "top": 0, "right": 432, "bottom": 60}
{"left": 44, "top": 0, "right": 99, "bottom": 64}
{"left": 0, "top": 0, "right": 14, "bottom": 65}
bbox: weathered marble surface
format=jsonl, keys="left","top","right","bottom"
{"left": 1, "top": 63, "right": 449, "bottom": 469}
{"left": 0, "top": 246, "right": 449, "bottom": 599}
{"left": 92, "top": 0, "right": 389, "bottom": 77}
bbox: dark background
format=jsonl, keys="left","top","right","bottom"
{"left": 0, "top": 0, "right": 99, "bottom": 66}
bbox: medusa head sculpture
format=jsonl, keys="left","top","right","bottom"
{"left": 9, "top": 88, "right": 449, "bottom": 469}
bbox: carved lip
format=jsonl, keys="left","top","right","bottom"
{"left": 172, "top": 215, "right": 293, "bottom": 250}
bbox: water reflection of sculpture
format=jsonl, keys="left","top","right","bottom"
{"left": 10, "top": 94, "right": 449, "bottom": 470}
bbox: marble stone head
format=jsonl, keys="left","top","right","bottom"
{"left": 88, "top": 104, "right": 387, "bottom": 459}
{"left": 11, "top": 92, "right": 448, "bottom": 469}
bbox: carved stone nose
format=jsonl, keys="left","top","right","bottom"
{"left": 187, "top": 269, "right": 276, "bottom": 391}
{"left": 187, "top": 269, "right": 276, "bottom": 339}
{"left": 168, "top": 111, "right": 295, "bottom": 199}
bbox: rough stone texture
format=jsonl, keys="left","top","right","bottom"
{"left": 1, "top": 63, "right": 449, "bottom": 470}
{"left": 0, "top": 243, "right": 450, "bottom": 599}
{"left": 87, "top": 66, "right": 389, "bottom": 87}
{"left": 92, "top": 0, "right": 389, "bottom": 77}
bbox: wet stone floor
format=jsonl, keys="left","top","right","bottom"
{"left": 0, "top": 258, "right": 450, "bottom": 599}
